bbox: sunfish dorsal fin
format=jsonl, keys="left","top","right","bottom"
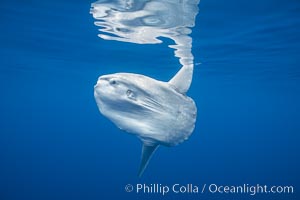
{"left": 168, "top": 65, "right": 193, "bottom": 94}
{"left": 138, "top": 143, "right": 159, "bottom": 177}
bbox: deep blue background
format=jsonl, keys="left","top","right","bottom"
{"left": 0, "top": 0, "right": 299, "bottom": 199}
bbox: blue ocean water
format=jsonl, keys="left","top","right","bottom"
{"left": 0, "top": 0, "right": 299, "bottom": 200}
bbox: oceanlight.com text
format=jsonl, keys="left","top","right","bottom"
{"left": 124, "top": 183, "right": 294, "bottom": 196}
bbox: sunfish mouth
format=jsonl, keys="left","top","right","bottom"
{"left": 94, "top": 79, "right": 108, "bottom": 97}
{"left": 94, "top": 76, "right": 110, "bottom": 90}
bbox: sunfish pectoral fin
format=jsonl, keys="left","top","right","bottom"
{"left": 168, "top": 65, "right": 193, "bottom": 94}
{"left": 138, "top": 143, "right": 159, "bottom": 177}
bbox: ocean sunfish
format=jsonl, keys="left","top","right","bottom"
{"left": 94, "top": 66, "right": 197, "bottom": 177}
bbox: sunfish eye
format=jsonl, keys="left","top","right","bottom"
{"left": 126, "top": 89, "right": 135, "bottom": 99}
{"left": 109, "top": 79, "right": 117, "bottom": 85}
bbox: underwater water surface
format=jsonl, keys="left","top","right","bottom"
{"left": 0, "top": 0, "right": 300, "bottom": 200}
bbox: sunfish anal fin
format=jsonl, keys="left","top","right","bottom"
{"left": 138, "top": 143, "right": 159, "bottom": 177}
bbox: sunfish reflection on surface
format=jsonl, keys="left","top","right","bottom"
{"left": 90, "top": 0, "right": 200, "bottom": 69}
{"left": 91, "top": 0, "right": 200, "bottom": 176}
